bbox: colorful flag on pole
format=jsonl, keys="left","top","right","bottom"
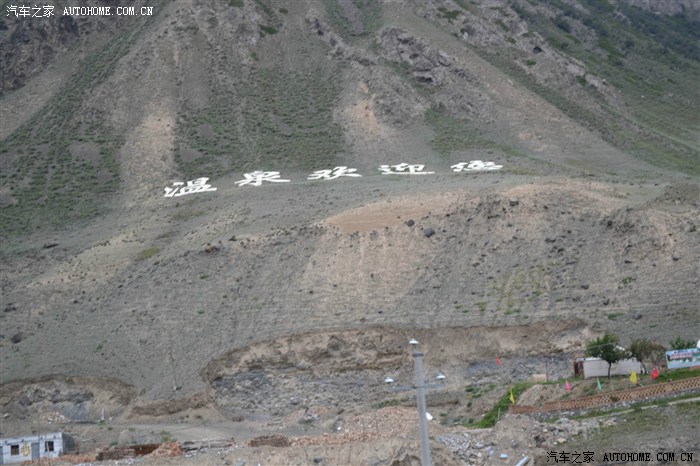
{"left": 650, "top": 367, "right": 659, "bottom": 380}
{"left": 509, "top": 389, "right": 515, "bottom": 404}
{"left": 597, "top": 378, "right": 602, "bottom": 391}
{"left": 496, "top": 355, "right": 501, "bottom": 366}
{"left": 630, "top": 370, "right": 638, "bottom": 384}
{"left": 565, "top": 380, "right": 571, "bottom": 392}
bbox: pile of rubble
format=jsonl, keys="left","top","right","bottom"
{"left": 41, "top": 410, "right": 67, "bottom": 424}
{"left": 437, "top": 433, "right": 493, "bottom": 464}
{"left": 437, "top": 414, "right": 618, "bottom": 465}
{"left": 34, "top": 455, "right": 96, "bottom": 465}
{"left": 146, "top": 441, "right": 182, "bottom": 458}
{"left": 292, "top": 431, "right": 376, "bottom": 446}
{"left": 291, "top": 406, "right": 421, "bottom": 446}
{"left": 535, "top": 415, "right": 617, "bottom": 445}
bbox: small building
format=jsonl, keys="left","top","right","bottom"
{"left": 574, "top": 356, "right": 643, "bottom": 379}
{"left": 0, "top": 432, "right": 74, "bottom": 464}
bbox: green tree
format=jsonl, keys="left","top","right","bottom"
{"left": 669, "top": 336, "right": 695, "bottom": 350}
{"left": 629, "top": 339, "right": 666, "bottom": 373}
{"left": 585, "top": 333, "right": 627, "bottom": 379}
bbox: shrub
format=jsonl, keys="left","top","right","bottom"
{"left": 669, "top": 336, "right": 695, "bottom": 350}
{"left": 136, "top": 247, "right": 160, "bottom": 260}
{"left": 554, "top": 16, "right": 572, "bottom": 33}
{"left": 259, "top": 25, "right": 277, "bottom": 35}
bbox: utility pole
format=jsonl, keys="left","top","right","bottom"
{"left": 384, "top": 339, "right": 446, "bottom": 466}
{"left": 412, "top": 346, "right": 431, "bottom": 466}
{"left": 36, "top": 409, "right": 40, "bottom": 463}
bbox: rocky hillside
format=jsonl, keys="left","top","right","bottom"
{"left": 0, "top": 0, "right": 698, "bottom": 435}
{"left": 1, "top": 0, "right": 698, "bottom": 237}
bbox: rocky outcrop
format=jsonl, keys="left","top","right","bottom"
{"left": 378, "top": 28, "right": 456, "bottom": 87}
{"left": 0, "top": 0, "right": 152, "bottom": 95}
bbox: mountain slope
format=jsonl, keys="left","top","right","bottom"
{"left": 0, "top": 0, "right": 698, "bottom": 430}
{"left": 2, "top": 0, "right": 698, "bottom": 239}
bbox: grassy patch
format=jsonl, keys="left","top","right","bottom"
{"left": 468, "top": 382, "right": 528, "bottom": 428}
{"left": 425, "top": 109, "right": 485, "bottom": 155}
{"left": 171, "top": 210, "right": 205, "bottom": 221}
{"left": 565, "top": 401, "right": 699, "bottom": 453}
{"left": 175, "top": 67, "right": 344, "bottom": 176}
{"left": 663, "top": 367, "right": 700, "bottom": 381}
{"left": 136, "top": 247, "right": 160, "bottom": 261}
{"left": 424, "top": 108, "right": 530, "bottom": 159}
{"left": 320, "top": 0, "right": 383, "bottom": 42}
{"left": 618, "top": 276, "right": 636, "bottom": 288}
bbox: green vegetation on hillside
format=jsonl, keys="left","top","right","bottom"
{"left": 425, "top": 109, "right": 485, "bottom": 155}
{"left": 468, "top": 382, "right": 528, "bottom": 428}
{"left": 175, "top": 67, "right": 344, "bottom": 178}
{"left": 425, "top": 109, "right": 526, "bottom": 158}
{"left": 321, "top": 0, "right": 383, "bottom": 42}
{"left": 0, "top": 9, "right": 161, "bottom": 238}
{"left": 505, "top": 0, "right": 700, "bottom": 175}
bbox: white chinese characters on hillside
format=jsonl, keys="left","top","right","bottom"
{"left": 164, "top": 178, "right": 217, "bottom": 197}
{"left": 307, "top": 166, "right": 362, "bottom": 181}
{"left": 164, "top": 161, "right": 505, "bottom": 196}
{"left": 378, "top": 163, "right": 435, "bottom": 175}
{"left": 235, "top": 171, "right": 291, "bottom": 187}
{"left": 451, "top": 160, "right": 503, "bottom": 172}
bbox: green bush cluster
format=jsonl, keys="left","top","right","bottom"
{"left": 320, "top": 0, "right": 383, "bottom": 42}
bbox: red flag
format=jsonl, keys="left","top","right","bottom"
{"left": 651, "top": 367, "right": 659, "bottom": 380}
{"left": 565, "top": 380, "right": 571, "bottom": 392}
{"left": 496, "top": 355, "right": 501, "bottom": 366}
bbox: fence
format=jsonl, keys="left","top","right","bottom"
{"left": 510, "top": 376, "right": 700, "bottom": 414}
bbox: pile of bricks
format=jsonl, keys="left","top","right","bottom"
{"left": 248, "top": 435, "right": 291, "bottom": 447}
{"left": 96, "top": 447, "right": 135, "bottom": 461}
{"left": 146, "top": 441, "right": 183, "bottom": 458}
